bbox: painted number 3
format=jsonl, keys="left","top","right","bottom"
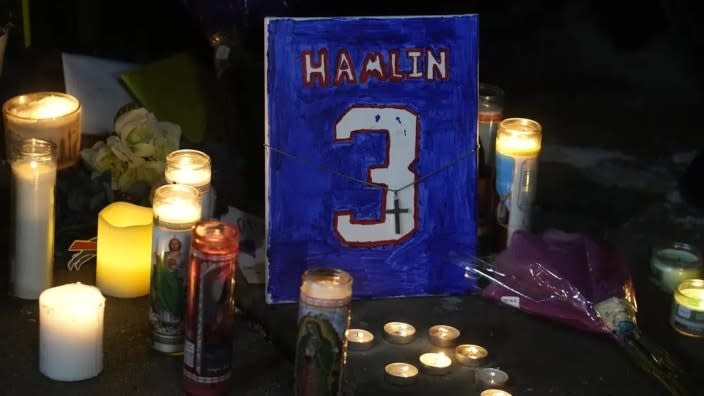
{"left": 334, "top": 106, "right": 419, "bottom": 246}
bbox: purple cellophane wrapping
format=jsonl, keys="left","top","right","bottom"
{"left": 482, "top": 230, "right": 636, "bottom": 335}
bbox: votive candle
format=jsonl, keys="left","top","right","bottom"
{"left": 383, "top": 321, "right": 416, "bottom": 344}
{"left": 384, "top": 362, "right": 418, "bottom": 385}
{"left": 428, "top": 324, "right": 460, "bottom": 347}
{"left": 419, "top": 352, "right": 452, "bottom": 375}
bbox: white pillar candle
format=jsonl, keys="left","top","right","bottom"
{"left": 165, "top": 149, "right": 213, "bottom": 219}
{"left": 3, "top": 92, "right": 81, "bottom": 169}
{"left": 10, "top": 138, "right": 57, "bottom": 299}
{"left": 39, "top": 283, "right": 105, "bottom": 381}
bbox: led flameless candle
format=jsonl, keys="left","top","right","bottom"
{"left": 165, "top": 149, "right": 213, "bottom": 219}
{"left": 670, "top": 279, "right": 704, "bottom": 337}
{"left": 495, "top": 118, "right": 542, "bottom": 246}
{"left": 481, "top": 390, "right": 512, "bottom": 396}
{"left": 345, "top": 328, "right": 374, "bottom": 351}
{"left": 419, "top": 352, "right": 452, "bottom": 375}
{"left": 428, "top": 324, "right": 460, "bottom": 347}
{"left": 383, "top": 321, "right": 416, "bottom": 344}
{"left": 455, "top": 344, "right": 489, "bottom": 367}
{"left": 651, "top": 243, "right": 703, "bottom": 293}
{"left": 476, "top": 368, "right": 509, "bottom": 390}
{"left": 9, "top": 138, "right": 57, "bottom": 299}
{"left": 3, "top": 92, "right": 81, "bottom": 169}
{"left": 384, "top": 362, "right": 419, "bottom": 385}
{"left": 96, "top": 202, "right": 153, "bottom": 298}
{"left": 39, "top": 283, "right": 105, "bottom": 381}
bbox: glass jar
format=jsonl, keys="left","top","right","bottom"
{"left": 165, "top": 149, "right": 213, "bottom": 219}
{"left": 671, "top": 278, "right": 704, "bottom": 337}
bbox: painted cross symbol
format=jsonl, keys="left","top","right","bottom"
{"left": 386, "top": 193, "right": 410, "bottom": 234}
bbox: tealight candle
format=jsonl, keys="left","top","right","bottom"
{"left": 455, "top": 344, "right": 488, "bottom": 367}
{"left": 419, "top": 352, "right": 452, "bottom": 375}
{"left": 3, "top": 92, "right": 81, "bottom": 169}
{"left": 428, "top": 324, "right": 461, "bottom": 347}
{"left": 165, "top": 149, "right": 214, "bottom": 219}
{"left": 651, "top": 243, "right": 703, "bottom": 293}
{"left": 39, "top": 283, "right": 105, "bottom": 381}
{"left": 384, "top": 362, "right": 419, "bottom": 385}
{"left": 476, "top": 368, "right": 509, "bottom": 389}
{"left": 671, "top": 278, "right": 704, "bottom": 337}
{"left": 346, "top": 328, "right": 374, "bottom": 351}
{"left": 383, "top": 322, "right": 416, "bottom": 344}
{"left": 96, "top": 202, "right": 153, "bottom": 298}
{"left": 481, "top": 390, "right": 512, "bottom": 396}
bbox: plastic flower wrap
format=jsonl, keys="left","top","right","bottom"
{"left": 80, "top": 107, "right": 180, "bottom": 203}
{"left": 457, "top": 230, "right": 696, "bottom": 396}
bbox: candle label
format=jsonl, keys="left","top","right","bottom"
{"left": 295, "top": 294, "right": 351, "bottom": 396}
{"left": 495, "top": 152, "right": 538, "bottom": 240}
{"left": 183, "top": 249, "right": 237, "bottom": 386}
{"left": 149, "top": 224, "right": 193, "bottom": 352}
{"left": 478, "top": 111, "right": 503, "bottom": 167}
{"left": 671, "top": 302, "right": 704, "bottom": 336}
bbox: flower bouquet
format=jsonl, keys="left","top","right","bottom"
{"left": 463, "top": 230, "right": 697, "bottom": 396}
{"left": 80, "top": 105, "right": 181, "bottom": 205}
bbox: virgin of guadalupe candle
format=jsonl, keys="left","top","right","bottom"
{"left": 3, "top": 92, "right": 81, "bottom": 169}
{"left": 165, "top": 149, "right": 214, "bottom": 219}
{"left": 39, "top": 283, "right": 105, "bottom": 381}
{"left": 495, "top": 118, "right": 542, "bottom": 247}
{"left": 10, "top": 138, "right": 57, "bottom": 299}
{"left": 184, "top": 221, "right": 239, "bottom": 396}
{"left": 295, "top": 268, "right": 352, "bottom": 396}
{"left": 150, "top": 184, "right": 201, "bottom": 353}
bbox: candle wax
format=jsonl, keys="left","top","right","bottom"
{"left": 153, "top": 199, "right": 201, "bottom": 225}
{"left": 11, "top": 159, "right": 56, "bottom": 299}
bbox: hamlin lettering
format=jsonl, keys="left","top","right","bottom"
{"left": 302, "top": 48, "right": 449, "bottom": 87}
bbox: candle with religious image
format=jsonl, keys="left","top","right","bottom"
{"left": 495, "top": 118, "right": 542, "bottom": 246}
{"left": 150, "top": 184, "right": 201, "bottom": 353}
{"left": 10, "top": 138, "right": 57, "bottom": 299}
{"left": 183, "top": 221, "right": 239, "bottom": 396}
{"left": 295, "top": 268, "right": 352, "bottom": 396}
{"left": 165, "top": 149, "right": 214, "bottom": 219}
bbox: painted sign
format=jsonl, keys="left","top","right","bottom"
{"left": 265, "top": 15, "right": 479, "bottom": 303}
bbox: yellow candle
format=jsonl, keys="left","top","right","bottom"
{"left": 671, "top": 279, "right": 704, "bottom": 337}
{"left": 96, "top": 202, "right": 153, "bottom": 298}
{"left": 39, "top": 283, "right": 105, "bottom": 381}
{"left": 3, "top": 92, "right": 81, "bottom": 169}
{"left": 495, "top": 118, "right": 542, "bottom": 157}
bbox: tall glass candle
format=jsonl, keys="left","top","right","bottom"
{"left": 96, "top": 202, "right": 153, "bottom": 298}
{"left": 165, "top": 149, "right": 213, "bottom": 219}
{"left": 10, "top": 138, "right": 57, "bottom": 299}
{"left": 3, "top": 92, "right": 81, "bottom": 169}
{"left": 477, "top": 83, "right": 504, "bottom": 256}
{"left": 39, "top": 283, "right": 105, "bottom": 381}
{"left": 295, "top": 268, "right": 353, "bottom": 396}
{"left": 495, "top": 118, "right": 542, "bottom": 246}
{"left": 150, "top": 184, "right": 201, "bottom": 353}
{"left": 184, "top": 221, "right": 240, "bottom": 396}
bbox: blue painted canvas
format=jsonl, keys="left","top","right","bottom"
{"left": 265, "top": 15, "right": 479, "bottom": 303}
